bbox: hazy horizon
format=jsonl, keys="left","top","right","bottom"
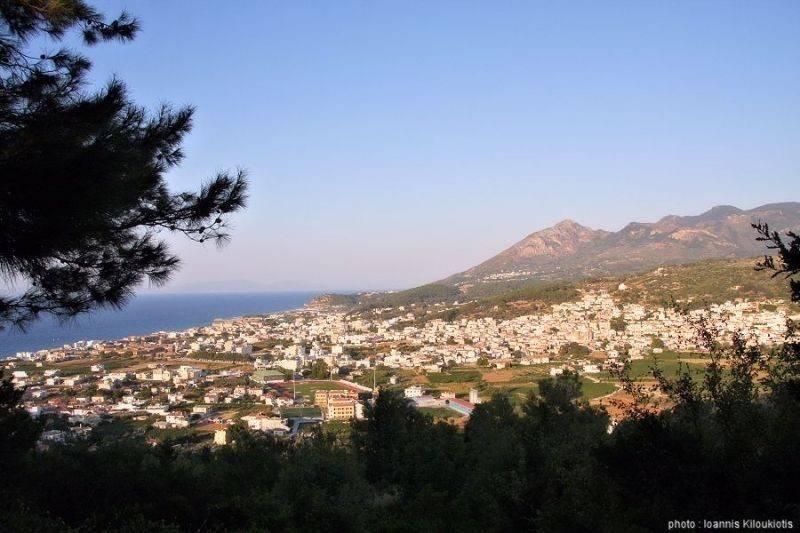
{"left": 145, "top": 200, "right": 797, "bottom": 294}
{"left": 76, "top": 1, "right": 798, "bottom": 292}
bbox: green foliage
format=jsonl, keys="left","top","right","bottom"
{"left": 309, "top": 293, "right": 362, "bottom": 308}
{"left": 612, "top": 257, "right": 799, "bottom": 311}
{"left": 280, "top": 406, "right": 322, "bottom": 418}
{"left": 0, "top": 1, "right": 248, "bottom": 329}
{"left": 651, "top": 336, "right": 665, "bottom": 349}
{"left": 580, "top": 378, "right": 617, "bottom": 399}
{"left": 427, "top": 281, "right": 582, "bottom": 322}
{"left": 754, "top": 222, "right": 800, "bottom": 301}
{"left": 610, "top": 316, "right": 626, "bottom": 332}
{"left": 326, "top": 257, "right": 800, "bottom": 323}
{"left": 440, "top": 308, "right": 459, "bottom": 323}
{"left": 417, "top": 407, "right": 463, "bottom": 419}
{"left": 1, "top": 348, "right": 800, "bottom": 531}
{"left": 427, "top": 370, "right": 481, "bottom": 383}
{"left": 484, "top": 280, "right": 581, "bottom": 307}
{"left": 0, "top": 370, "right": 42, "bottom": 456}
{"left": 559, "top": 342, "right": 590, "bottom": 358}
{"left": 309, "top": 359, "right": 329, "bottom": 380}
{"left": 357, "top": 283, "right": 461, "bottom": 311}
{"left": 344, "top": 345, "right": 373, "bottom": 359}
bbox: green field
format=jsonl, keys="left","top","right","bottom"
{"left": 427, "top": 370, "right": 482, "bottom": 384}
{"left": 280, "top": 406, "right": 322, "bottom": 418}
{"left": 486, "top": 383, "right": 539, "bottom": 406}
{"left": 286, "top": 381, "right": 351, "bottom": 399}
{"left": 470, "top": 374, "right": 620, "bottom": 406}
{"left": 624, "top": 352, "right": 708, "bottom": 380}
{"left": 145, "top": 426, "right": 201, "bottom": 442}
{"left": 418, "top": 407, "right": 463, "bottom": 420}
{"left": 580, "top": 379, "right": 618, "bottom": 399}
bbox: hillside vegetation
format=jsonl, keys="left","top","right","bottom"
{"left": 310, "top": 284, "right": 462, "bottom": 312}
{"left": 312, "top": 257, "right": 798, "bottom": 322}
{"left": 458, "top": 257, "right": 798, "bottom": 320}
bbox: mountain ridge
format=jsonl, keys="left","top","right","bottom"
{"left": 445, "top": 202, "right": 800, "bottom": 287}
{"left": 308, "top": 202, "right": 800, "bottom": 311}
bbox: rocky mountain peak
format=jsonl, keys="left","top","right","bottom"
{"left": 446, "top": 202, "right": 800, "bottom": 284}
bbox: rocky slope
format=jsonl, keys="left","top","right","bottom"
{"left": 446, "top": 202, "right": 800, "bottom": 287}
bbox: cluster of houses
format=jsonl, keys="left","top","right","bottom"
{"left": 4, "top": 288, "right": 795, "bottom": 448}
{"left": 5, "top": 351, "right": 372, "bottom": 449}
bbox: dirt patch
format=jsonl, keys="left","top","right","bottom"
{"left": 482, "top": 369, "right": 519, "bottom": 383}
{"left": 116, "top": 361, "right": 155, "bottom": 372}
{"left": 592, "top": 389, "right": 636, "bottom": 420}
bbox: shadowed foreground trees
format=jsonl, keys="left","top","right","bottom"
{"left": 1, "top": 329, "right": 799, "bottom": 532}
{"left": 1, "top": 236, "right": 799, "bottom": 531}
{"left": 0, "top": 1, "right": 248, "bottom": 330}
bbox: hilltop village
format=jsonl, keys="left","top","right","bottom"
{"left": 4, "top": 287, "right": 795, "bottom": 450}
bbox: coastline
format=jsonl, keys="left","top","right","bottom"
{"left": 0, "top": 291, "right": 319, "bottom": 359}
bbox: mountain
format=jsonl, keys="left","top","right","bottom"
{"left": 308, "top": 202, "right": 800, "bottom": 312}
{"left": 446, "top": 202, "right": 800, "bottom": 288}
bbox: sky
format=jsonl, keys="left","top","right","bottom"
{"left": 58, "top": 1, "right": 800, "bottom": 291}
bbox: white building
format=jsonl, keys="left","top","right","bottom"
{"left": 469, "top": 389, "right": 481, "bottom": 404}
{"left": 404, "top": 385, "right": 423, "bottom": 398}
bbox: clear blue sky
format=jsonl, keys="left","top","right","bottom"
{"left": 73, "top": 1, "right": 799, "bottom": 291}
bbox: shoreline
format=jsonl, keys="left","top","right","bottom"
{"left": 1, "top": 292, "right": 319, "bottom": 359}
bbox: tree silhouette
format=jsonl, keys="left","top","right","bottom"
{"left": 754, "top": 221, "right": 800, "bottom": 301}
{"left": 0, "top": 1, "right": 248, "bottom": 329}
{"left": 0, "top": 370, "right": 40, "bottom": 456}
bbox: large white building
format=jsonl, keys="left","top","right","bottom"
{"left": 404, "top": 385, "right": 423, "bottom": 398}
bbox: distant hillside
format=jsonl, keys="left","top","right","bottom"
{"left": 306, "top": 293, "right": 362, "bottom": 309}
{"left": 421, "top": 257, "right": 800, "bottom": 322}
{"left": 308, "top": 203, "right": 799, "bottom": 313}
{"left": 309, "top": 284, "right": 462, "bottom": 313}
{"left": 446, "top": 202, "right": 800, "bottom": 289}
{"left": 309, "top": 256, "right": 798, "bottom": 320}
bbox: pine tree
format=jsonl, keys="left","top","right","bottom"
{"left": 754, "top": 222, "right": 800, "bottom": 301}
{"left": 0, "top": 1, "right": 248, "bottom": 329}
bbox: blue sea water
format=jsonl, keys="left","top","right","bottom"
{"left": 0, "top": 292, "right": 319, "bottom": 358}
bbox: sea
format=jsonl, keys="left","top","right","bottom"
{"left": 0, "top": 292, "right": 320, "bottom": 359}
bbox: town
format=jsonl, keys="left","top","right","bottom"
{"left": 4, "top": 287, "right": 795, "bottom": 450}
